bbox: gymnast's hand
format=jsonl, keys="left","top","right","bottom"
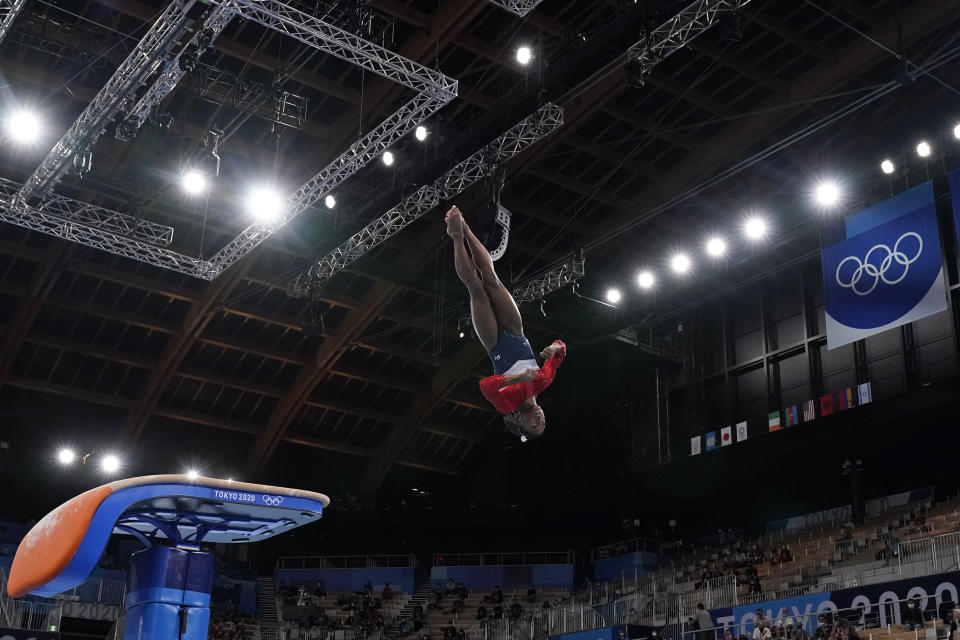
{"left": 518, "top": 368, "right": 539, "bottom": 382}
{"left": 540, "top": 341, "right": 564, "bottom": 359}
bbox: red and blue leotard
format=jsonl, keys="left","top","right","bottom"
{"left": 478, "top": 338, "right": 566, "bottom": 413}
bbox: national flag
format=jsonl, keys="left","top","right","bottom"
{"left": 820, "top": 393, "right": 835, "bottom": 416}
{"left": 721, "top": 426, "right": 733, "bottom": 446}
{"left": 705, "top": 431, "right": 718, "bottom": 451}
{"left": 858, "top": 382, "right": 872, "bottom": 405}
{"left": 786, "top": 405, "right": 800, "bottom": 426}
{"left": 736, "top": 421, "right": 748, "bottom": 442}
{"left": 691, "top": 436, "right": 701, "bottom": 456}
{"left": 768, "top": 411, "right": 782, "bottom": 432}
{"left": 838, "top": 388, "right": 856, "bottom": 410}
{"left": 803, "top": 400, "right": 816, "bottom": 422}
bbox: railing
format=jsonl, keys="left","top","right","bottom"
{"left": 431, "top": 552, "right": 575, "bottom": 567}
{"left": 275, "top": 555, "right": 418, "bottom": 570}
{"left": 527, "top": 604, "right": 607, "bottom": 640}
{"left": 590, "top": 537, "right": 671, "bottom": 561}
{"left": 67, "top": 577, "right": 127, "bottom": 606}
{"left": 0, "top": 567, "right": 62, "bottom": 632}
{"left": 898, "top": 531, "right": 960, "bottom": 578}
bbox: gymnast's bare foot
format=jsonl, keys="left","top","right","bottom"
{"left": 445, "top": 206, "right": 464, "bottom": 239}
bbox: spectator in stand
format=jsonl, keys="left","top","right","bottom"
{"left": 792, "top": 623, "right": 808, "bottom": 640}
{"left": 903, "top": 597, "right": 925, "bottom": 631}
{"left": 947, "top": 609, "right": 960, "bottom": 640}
{"left": 492, "top": 585, "right": 504, "bottom": 605}
{"left": 382, "top": 583, "right": 393, "bottom": 601}
{"left": 837, "top": 526, "right": 852, "bottom": 542}
{"left": 753, "top": 624, "right": 771, "bottom": 640}
{"left": 695, "top": 603, "right": 713, "bottom": 640}
{"left": 456, "top": 629, "right": 466, "bottom": 640}
{"left": 363, "top": 579, "right": 373, "bottom": 595}
{"left": 399, "top": 618, "right": 412, "bottom": 636}
{"left": 723, "top": 629, "right": 735, "bottom": 640}
{"left": 510, "top": 600, "right": 523, "bottom": 620}
{"left": 527, "top": 585, "right": 538, "bottom": 603}
{"left": 446, "top": 578, "right": 457, "bottom": 596}
{"left": 492, "top": 604, "right": 504, "bottom": 619}
{"left": 314, "top": 580, "right": 326, "bottom": 597}
{"left": 755, "top": 610, "right": 768, "bottom": 629}
{"left": 452, "top": 596, "right": 464, "bottom": 615}
{"left": 779, "top": 547, "right": 793, "bottom": 563}
{"left": 477, "top": 604, "right": 487, "bottom": 620}
{"left": 457, "top": 582, "right": 468, "bottom": 600}
{"left": 777, "top": 609, "right": 794, "bottom": 629}
{"left": 749, "top": 576, "right": 762, "bottom": 595}
{"left": 429, "top": 586, "right": 443, "bottom": 610}
{"left": 444, "top": 621, "right": 456, "bottom": 640}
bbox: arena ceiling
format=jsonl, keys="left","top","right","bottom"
{"left": 0, "top": 0, "right": 957, "bottom": 508}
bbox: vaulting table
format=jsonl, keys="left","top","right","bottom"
{"left": 7, "top": 475, "right": 329, "bottom": 640}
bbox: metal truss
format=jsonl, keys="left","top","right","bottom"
{"left": 16, "top": 0, "right": 199, "bottom": 201}
{"left": 0, "top": 179, "right": 202, "bottom": 274}
{"left": 208, "top": 91, "right": 450, "bottom": 276}
{"left": 124, "top": 4, "right": 235, "bottom": 133}
{"left": 0, "top": 0, "right": 26, "bottom": 47}
{"left": 0, "top": 178, "right": 173, "bottom": 246}
{"left": 7, "top": 13, "right": 307, "bottom": 131}
{"left": 287, "top": 103, "right": 564, "bottom": 297}
{"left": 485, "top": 0, "right": 545, "bottom": 18}
{"left": 511, "top": 251, "right": 585, "bottom": 305}
{"left": 627, "top": 0, "right": 752, "bottom": 76}
{"left": 187, "top": 62, "right": 309, "bottom": 129}
{"left": 7, "top": 0, "right": 457, "bottom": 280}
{"left": 218, "top": 0, "right": 457, "bottom": 98}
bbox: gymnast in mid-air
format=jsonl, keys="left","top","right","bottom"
{"left": 445, "top": 205, "right": 566, "bottom": 441}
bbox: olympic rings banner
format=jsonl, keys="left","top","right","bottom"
{"left": 822, "top": 181, "right": 947, "bottom": 349}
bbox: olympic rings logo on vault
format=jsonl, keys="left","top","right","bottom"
{"left": 262, "top": 495, "right": 284, "bottom": 506}
{"left": 835, "top": 232, "right": 923, "bottom": 296}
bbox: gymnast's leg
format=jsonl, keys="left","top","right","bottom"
{"left": 446, "top": 207, "right": 499, "bottom": 352}
{"left": 459, "top": 212, "right": 523, "bottom": 336}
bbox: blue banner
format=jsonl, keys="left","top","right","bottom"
{"left": 950, "top": 168, "right": 960, "bottom": 251}
{"left": 822, "top": 181, "right": 946, "bottom": 349}
{"left": 706, "top": 570, "right": 960, "bottom": 636}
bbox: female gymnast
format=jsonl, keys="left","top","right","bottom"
{"left": 445, "top": 205, "right": 566, "bottom": 441}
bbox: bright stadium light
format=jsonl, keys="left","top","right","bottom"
{"left": 814, "top": 181, "right": 840, "bottom": 208}
{"left": 916, "top": 141, "right": 932, "bottom": 158}
{"left": 415, "top": 125, "right": 428, "bottom": 141}
{"left": 705, "top": 237, "right": 727, "bottom": 257}
{"left": 324, "top": 194, "right": 336, "bottom": 209}
{"left": 880, "top": 159, "right": 895, "bottom": 175}
{"left": 382, "top": 150, "right": 395, "bottom": 166}
{"left": 100, "top": 454, "right": 121, "bottom": 474}
{"left": 186, "top": 469, "right": 200, "bottom": 480}
{"left": 953, "top": 124, "right": 960, "bottom": 140}
{"left": 637, "top": 271, "right": 655, "bottom": 290}
{"left": 248, "top": 187, "right": 284, "bottom": 224}
{"left": 671, "top": 253, "right": 691, "bottom": 274}
{"left": 606, "top": 288, "right": 622, "bottom": 304}
{"left": 516, "top": 46, "right": 532, "bottom": 65}
{"left": 5, "top": 110, "right": 41, "bottom": 145}
{"left": 743, "top": 216, "right": 767, "bottom": 240}
{"left": 57, "top": 448, "right": 76, "bottom": 465}
{"left": 181, "top": 169, "right": 208, "bottom": 195}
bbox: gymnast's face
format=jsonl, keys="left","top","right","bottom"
{"left": 519, "top": 404, "right": 546, "bottom": 435}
